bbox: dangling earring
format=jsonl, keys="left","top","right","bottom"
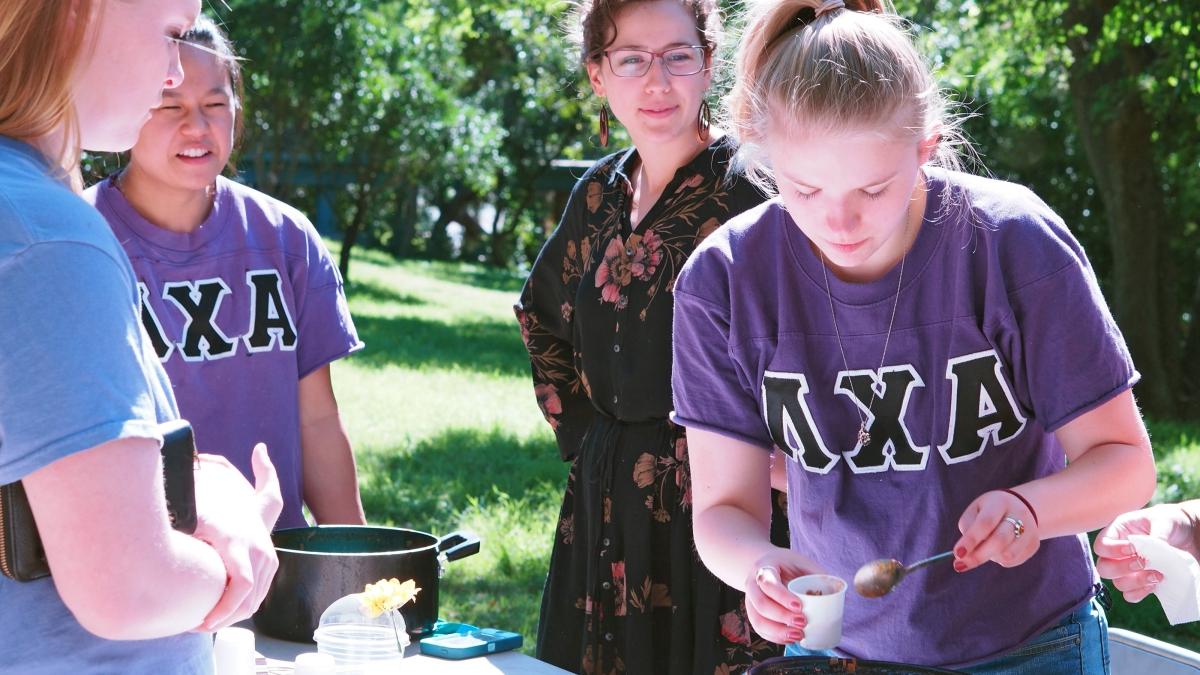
{"left": 599, "top": 102, "right": 611, "bottom": 148}
{"left": 696, "top": 100, "right": 711, "bottom": 143}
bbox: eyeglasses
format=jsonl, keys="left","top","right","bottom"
{"left": 600, "top": 45, "right": 708, "bottom": 78}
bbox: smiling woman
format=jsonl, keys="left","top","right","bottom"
{"left": 85, "top": 15, "right": 368, "bottom": 533}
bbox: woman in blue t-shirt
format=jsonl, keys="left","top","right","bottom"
{"left": 0, "top": 1, "right": 281, "bottom": 672}
{"left": 671, "top": 0, "right": 1156, "bottom": 672}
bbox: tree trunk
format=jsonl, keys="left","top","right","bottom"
{"left": 338, "top": 184, "right": 373, "bottom": 283}
{"left": 1064, "top": 0, "right": 1176, "bottom": 417}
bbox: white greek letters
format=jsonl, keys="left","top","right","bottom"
{"left": 762, "top": 350, "right": 1026, "bottom": 474}
{"left": 140, "top": 269, "right": 298, "bottom": 363}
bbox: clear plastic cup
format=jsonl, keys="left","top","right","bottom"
{"left": 313, "top": 593, "right": 408, "bottom": 674}
{"left": 787, "top": 574, "right": 847, "bottom": 650}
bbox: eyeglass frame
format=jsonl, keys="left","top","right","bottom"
{"left": 596, "top": 45, "right": 710, "bottom": 78}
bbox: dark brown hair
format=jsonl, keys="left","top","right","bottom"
{"left": 566, "top": 0, "right": 723, "bottom": 67}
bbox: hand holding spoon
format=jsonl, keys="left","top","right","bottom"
{"left": 853, "top": 550, "right": 954, "bottom": 598}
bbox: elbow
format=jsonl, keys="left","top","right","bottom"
{"left": 63, "top": 589, "right": 184, "bottom": 641}
{"left": 1131, "top": 439, "right": 1158, "bottom": 508}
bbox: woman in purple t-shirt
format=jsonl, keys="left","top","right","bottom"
{"left": 671, "top": 0, "right": 1157, "bottom": 671}
{"left": 87, "top": 16, "right": 365, "bottom": 530}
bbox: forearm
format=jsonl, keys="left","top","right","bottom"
{"left": 26, "top": 437, "right": 228, "bottom": 639}
{"left": 301, "top": 415, "right": 365, "bottom": 524}
{"left": 694, "top": 503, "right": 781, "bottom": 591}
{"left": 1017, "top": 442, "right": 1155, "bottom": 539}
{"left": 99, "top": 534, "right": 227, "bottom": 639}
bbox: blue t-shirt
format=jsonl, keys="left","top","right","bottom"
{"left": 0, "top": 136, "right": 212, "bottom": 673}
{"left": 672, "top": 167, "right": 1137, "bottom": 668}
{"left": 85, "top": 176, "right": 362, "bottom": 530}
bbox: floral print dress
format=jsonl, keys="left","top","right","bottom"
{"left": 516, "top": 136, "right": 787, "bottom": 675}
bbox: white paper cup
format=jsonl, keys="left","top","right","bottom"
{"left": 787, "top": 574, "right": 847, "bottom": 650}
{"left": 212, "top": 626, "right": 256, "bottom": 675}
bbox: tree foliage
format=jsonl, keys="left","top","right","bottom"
{"left": 898, "top": 0, "right": 1200, "bottom": 416}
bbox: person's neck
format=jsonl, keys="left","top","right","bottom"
{"left": 635, "top": 131, "right": 710, "bottom": 194}
{"left": 630, "top": 130, "right": 713, "bottom": 227}
{"left": 117, "top": 164, "right": 215, "bottom": 234}
{"left": 29, "top": 129, "right": 83, "bottom": 193}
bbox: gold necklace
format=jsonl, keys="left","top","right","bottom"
{"left": 822, "top": 231, "right": 909, "bottom": 449}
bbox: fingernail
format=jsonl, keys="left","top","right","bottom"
{"left": 1122, "top": 544, "right": 1136, "bottom": 556}
{"left": 790, "top": 616, "right": 806, "bottom": 629}
{"left": 954, "top": 546, "right": 966, "bottom": 558}
{"left": 791, "top": 601, "right": 802, "bottom": 611}
{"left": 1149, "top": 573, "right": 1163, "bottom": 584}
{"left": 1130, "top": 557, "right": 1145, "bottom": 571}
{"left": 788, "top": 630, "right": 805, "bottom": 643}
{"left": 953, "top": 560, "right": 967, "bottom": 572}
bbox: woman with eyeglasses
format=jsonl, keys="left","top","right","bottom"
{"left": 514, "top": 1, "right": 783, "bottom": 672}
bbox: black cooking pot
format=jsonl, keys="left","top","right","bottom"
{"left": 749, "top": 656, "right": 964, "bottom": 674}
{"left": 252, "top": 525, "right": 480, "bottom": 643}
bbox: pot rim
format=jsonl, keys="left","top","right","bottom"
{"left": 271, "top": 525, "right": 441, "bottom": 557}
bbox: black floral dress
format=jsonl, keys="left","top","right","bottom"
{"left": 515, "top": 136, "right": 787, "bottom": 675}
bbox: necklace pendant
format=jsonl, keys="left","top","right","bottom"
{"left": 856, "top": 422, "right": 871, "bottom": 447}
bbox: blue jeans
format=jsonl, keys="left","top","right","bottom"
{"left": 784, "top": 599, "right": 1110, "bottom": 674}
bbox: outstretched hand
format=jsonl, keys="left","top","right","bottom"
{"left": 191, "top": 444, "right": 283, "bottom": 632}
{"left": 1094, "top": 503, "right": 1200, "bottom": 603}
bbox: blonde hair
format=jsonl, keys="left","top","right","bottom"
{"left": 0, "top": 0, "right": 98, "bottom": 179}
{"left": 727, "top": 0, "right": 968, "bottom": 192}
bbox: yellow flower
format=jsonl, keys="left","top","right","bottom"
{"left": 360, "top": 578, "right": 421, "bottom": 619}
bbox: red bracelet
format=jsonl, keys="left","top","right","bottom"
{"left": 1003, "top": 488, "right": 1039, "bottom": 527}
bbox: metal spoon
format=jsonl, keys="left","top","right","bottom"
{"left": 853, "top": 550, "right": 955, "bottom": 598}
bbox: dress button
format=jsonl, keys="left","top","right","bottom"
{"left": 602, "top": 581, "right": 612, "bottom": 590}
{"left": 613, "top": 344, "right": 621, "bottom": 353}
{"left": 602, "top": 538, "right": 611, "bottom": 546}
{"left": 604, "top": 632, "right": 614, "bottom": 642}
{"left": 612, "top": 395, "right": 618, "bottom": 405}
{"left": 625, "top": 247, "right": 633, "bottom": 256}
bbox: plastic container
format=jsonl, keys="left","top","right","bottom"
{"left": 314, "top": 593, "right": 409, "bottom": 674}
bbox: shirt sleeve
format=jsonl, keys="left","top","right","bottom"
{"left": 1005, "top": 251, "right": 1138, "bottom": 431}
{"left": 514, "top": 178, "right": 596, "bottom": 462}
{"left": 671, "top": 255, "right": 774, "bottom": 450}
{"left": 0, "top": 242, "right": 164, "bottom": 483}
{"left": 293, "top": 218, "right": 363, "bottom": 379}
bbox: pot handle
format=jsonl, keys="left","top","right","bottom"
{"left": 437, "top": 530, "right": 481, "bottom": 562}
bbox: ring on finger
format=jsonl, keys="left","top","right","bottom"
{"left": 756, "top": 565, "right": 780, "bottom": 582}
{"left": 1004, "top": 515, "right": 1025, "bottom": 540}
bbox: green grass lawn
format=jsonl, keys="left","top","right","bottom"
{"left": 332, "top": 250, "right": 563, "bottom": 654}
{"left": 330, "top": 244, "right": 1200, "bottom": 656}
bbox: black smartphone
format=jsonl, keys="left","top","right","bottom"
{"left": 159, "top": 419, "right": 198, "bottom": 534}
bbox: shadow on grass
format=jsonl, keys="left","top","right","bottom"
{"left": 359, "top": 427, "right": 566, "bottom": 535}
{"left": 345, "top": 277, "right": 426, "bottom": 307}
{"left": 348, "top": 313, "right": 529, "bottom": 376}
{"left": 406, "top": 260, "right": 527, "bottom": 293}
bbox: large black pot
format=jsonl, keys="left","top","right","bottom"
{"left": 252, "top": 525, "right": 480, "bottom": 643}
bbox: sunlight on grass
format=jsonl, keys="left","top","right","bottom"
{"left": 327, "top": 242, "right": 563, "bottom": 654}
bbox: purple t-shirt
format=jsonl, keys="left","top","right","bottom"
{"left": 85, "top": 176, "right": 362, "bottom": 530}
{"left": 671, "top": 167, "right": 1137, "bottom": 667}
